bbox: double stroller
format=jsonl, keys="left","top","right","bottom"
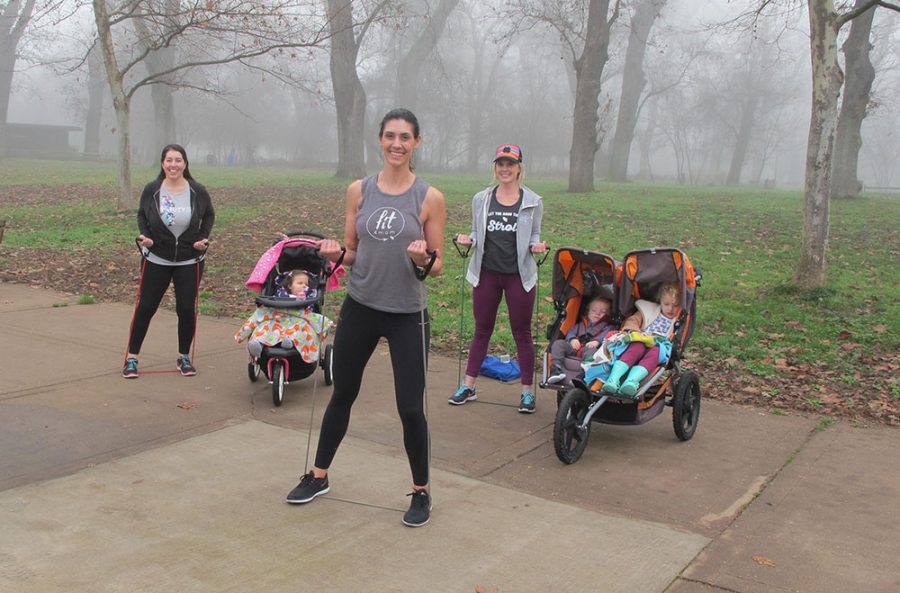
{"left": 539, "top": 247, "right": 702, "bottom": 464}
{"left": 243, "top": 232, "right": 344, "bottom": 406}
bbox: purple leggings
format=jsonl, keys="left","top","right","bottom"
{"left": 466, "top": 270, "right": 535, "bottom": 385}
{"left": 618, "top": 342, "right": 660, "bottom": 373}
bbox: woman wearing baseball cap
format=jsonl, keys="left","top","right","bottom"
{"left": 451, "top": 144, "right": 547, "bottom": 413}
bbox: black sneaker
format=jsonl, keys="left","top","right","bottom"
{"left": 122, "top": 357, "right": 139, "bottom": 379}
{"left": 402, "top": 490, "right": 432, "bottom": 527}
{"left": 176, "top": 355, "right": 197, "bottom": 376}
{"left": 448, "top": 385, "right": 477, "bottom": 405}
{"left": 518, "top": 391, "right": 536, "bottom": 414}
{"left": 286, "top": 471, "right": 330, "bottom": 504}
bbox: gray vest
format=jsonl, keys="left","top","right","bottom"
{"left": 347, "top": 175, "right": 429, "bottom": 313}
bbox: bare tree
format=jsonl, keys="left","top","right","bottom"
{"left": 395, "top": 0, "right": 461, "bottom": 112}
{"left": 569, "top": 0, "right": 620, "bottom": 191}
{"left": 724, "top": 37, "right": 766, "bottom": 185}
{"left": 831, "top": 0, "right": 877, "bottom": 198}
{"left": 795, "top": 0, "right": 899, "bottom": 288}
{"left": 0, "top": 0, "right": 38, "bottom": 157}
{"left": 132, "top": 0, "right": 180, "bottom": 157}
{"left": 457, "top": 6, "right": 509, "bottom": 171}
{"left": 607, "top": 0, "right": 664, "bottom": 182}
{"left": 327, "top": 0, "right": 391, "bottom": 178}
{"left": 91, "top": 0, "right": 331, "bottom": 209}
{"left": 504, "top": 0, "right": 620, "bottom": 191}
{"left": 83, "top": 41, "right": 105, "bottom": 157}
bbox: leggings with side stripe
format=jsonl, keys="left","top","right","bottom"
{"left": 315, "top": 296, "right": 430, "bottom": 486}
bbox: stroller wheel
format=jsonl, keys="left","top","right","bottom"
{"left": 272, "top": 360, "right": 286, "bottom": 407}
{"left": 554, "top": 388, "right": 592, "bottom": 464}
{"left": 322, "top": 344, "right": 333, "bottom": 386}
{"left": 672, "top": 371, "right": 701, "bottom": 441}
{"left": 248, "top": 360, "right": 261, "bottom": 383}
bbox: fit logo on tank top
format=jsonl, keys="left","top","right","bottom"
{"left": 366, "top": 207, "right": 406, "bottom": 241}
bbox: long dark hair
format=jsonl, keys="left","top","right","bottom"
{"left": 378, "top": 108, "right": 420, "bottom": 139}
{"left": 156, "top": 144, "right": 194, "bottom": 181}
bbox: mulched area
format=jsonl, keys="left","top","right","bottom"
{"left": 2, "top": 184, "right": 897, "bottom": 427}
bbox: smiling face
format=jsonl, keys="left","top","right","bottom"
{"left": 162, "top": 149, "right": 186, "bottom": 182}
{"left": 379, "top": 118, "right": 421, "bottom": 168}
{"left": 493, "top": 158, "right": 521, "bottom": 184}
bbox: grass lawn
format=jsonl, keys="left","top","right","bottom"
{"left": 1, "top": 158, "right": 898, "bottom": 422}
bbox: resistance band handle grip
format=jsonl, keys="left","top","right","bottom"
{"left": 413, "top": 249, "right": 437, "bottom": 281}
{"left": 451, "top": 236, "right": 472, "bottom": 258}
{"left": 531, "top": 247, "right": 549, "bottom": 267}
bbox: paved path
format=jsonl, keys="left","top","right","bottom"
{"left": 1, "top": 282, "right": 897, "bottom": 592}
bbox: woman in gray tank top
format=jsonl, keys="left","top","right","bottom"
{"left": 286, "top": 109, "right": 446, "bottom": 528}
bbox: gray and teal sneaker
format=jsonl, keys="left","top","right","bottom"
{"left": 448, "top": 385, "right": 477, "bottom": 405}
{"left": 122, "top": 357, "right": 139, "bottom": 379}
{"left": 518, "top": 391, "right": 536, "bottom": 414}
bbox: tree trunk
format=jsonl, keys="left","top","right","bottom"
{"left": 832, "top": 1, "right": 875, "bottom": 198}
{"left": 0, "top": 45, "right": 14, "bottom": 159}
{"left": 327, "top": 0, "right": 366, "bottom": 178}
{"left": 568, "top": 0, "right": 616, "bottom": 192}
{"left": 93, "top": 0, "right": 134, "bottom": 210}
{"left": 84, "top": 44, "right": 105, "bottom": 158}
{"left": 0, "top": 0, "right": 37, "bottom": 158}
{"left": 607, "top": 0, "right": 663, "bottom": 182}
{"left": 396, "top": 0, "right": 460, "bottom": 112}
{"left": 133, "top": 3, "right": 178, "bottom": 159}
{"left": 797, "top": 0, "right": 842, "bottom": 289}
{"left": 725, "top": 91, "right": 759, "bottom": 185}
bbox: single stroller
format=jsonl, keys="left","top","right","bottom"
{"left": 242, "top": 232, "right": 344, "bottom": 406}
{"left": 540, "top": 247, "right": 702, "bottom": 464}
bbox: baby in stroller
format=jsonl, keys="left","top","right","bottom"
{"left": 547, "top": 296, "right": 616, "bottom": 384}
{"left": 235, "top": 268, "right": 332, "bottom": 362}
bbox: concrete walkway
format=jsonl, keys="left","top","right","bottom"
{"left": 1, "top": 282, "right": 898, "bottom": 592}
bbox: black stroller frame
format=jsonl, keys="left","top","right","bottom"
{"left": 540, "top": 247, "right": 703, "bottom": 464}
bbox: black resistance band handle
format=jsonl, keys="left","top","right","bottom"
{"left": 451, "top": 236, "right": 472, "bottom": 258}
{"left": 414, "top": 249, "right": 437, "bottom": 281}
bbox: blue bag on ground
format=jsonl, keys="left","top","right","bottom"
{"left": 479, "top": 355, "right": 521, "bottom": 382}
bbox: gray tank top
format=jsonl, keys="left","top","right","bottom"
{"left": 347, "top": 175, "right": 429, "bottom": 313}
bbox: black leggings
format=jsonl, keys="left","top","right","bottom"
{"left": 315, "top": 296, "right": 430, "bottom": 486}
{"left": 128, "top": 259, "right": 204, "bottom": 355}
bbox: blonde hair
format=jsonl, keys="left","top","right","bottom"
{"left": 657, "top": 282, "right": 680, "bottom": 302}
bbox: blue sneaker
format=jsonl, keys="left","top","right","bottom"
{"left": 449, "top": 385, "right": 477, "bottom": 405}
{"left": 122, "top": 357, "right": 139, "bottom": 379}
{"left": 518, "top": 391, "right": 536, "bottom": 414}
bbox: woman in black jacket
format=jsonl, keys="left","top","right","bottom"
{"left": 123, "top": 144, "right": 215, "bottom": 378}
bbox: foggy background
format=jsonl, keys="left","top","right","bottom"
{"left": 4, "top": 0, "right": 899, "bottom": 189}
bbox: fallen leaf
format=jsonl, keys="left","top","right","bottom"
{"left": 176, "top": 402, "right": 194, "bottom": 410}
{"left": 752, "top": 555, "right": 776, "bottom": 567}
